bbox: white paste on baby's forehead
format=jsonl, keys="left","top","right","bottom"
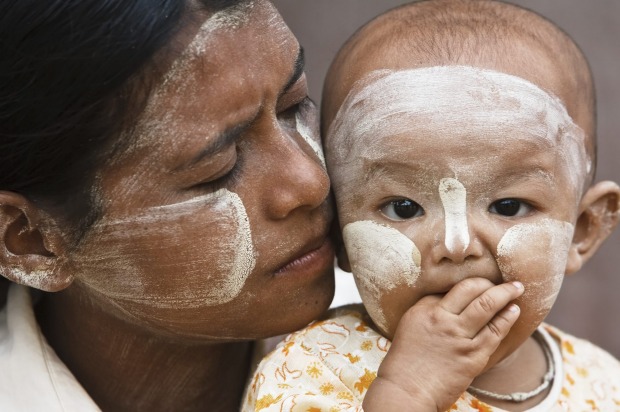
{"left": 77, "top": 189, "right": 256, "bottom": 308}
{"left": 295, "top": 112, "right": 326, "bottom": 167}
{"left": 343, "top": 220, "right": 421, "bottom": 332}
{"left": 439, "top": 178, "right": 470, "bottom": 254}
{"left": 497, "top": 218, "right": 573, "bottom": 313}
{"left": 328, "top": 66, "right": 590, "bottom": 190}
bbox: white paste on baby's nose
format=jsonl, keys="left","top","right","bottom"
{"left": 439, "top": 178, "right": 470, "bottom": 254}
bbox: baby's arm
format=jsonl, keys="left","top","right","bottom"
{"left": 363, "top": 278, "right": 523, "bottom": 412}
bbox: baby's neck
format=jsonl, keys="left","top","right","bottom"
{"left": 469, "top": 334, "right": 554, "bottom": 411}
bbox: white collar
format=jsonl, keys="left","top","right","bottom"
{"left": 0, "top": 284, "right": 100, "bottom": 411}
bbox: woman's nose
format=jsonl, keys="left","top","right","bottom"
{"left": 262, "top": 129, "right": 330, "bottom": 220}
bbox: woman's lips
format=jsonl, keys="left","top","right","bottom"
{"left": 275, "top": 237, "right": 334, "bottom": 277}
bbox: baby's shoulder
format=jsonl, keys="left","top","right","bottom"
{"left": 545, "top": 324, "right": 620, "bottom": 407}
{"left": 547, "top": 323, "right": 620, "bottom": 373}
{"left": 243, "top": 305, "right": 389, "bottom": 411}
{"left": 261, "top": 304, "right": 389, "bottom": 372}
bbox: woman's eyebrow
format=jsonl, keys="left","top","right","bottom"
{"left": 177, "top": 48, "right": 304, "bottom": 172}
{"left": 280, "top": 46, "right": 305, "bottom": 97}
{"left": 178, "top": 114, "right": 259, "bottom": 171}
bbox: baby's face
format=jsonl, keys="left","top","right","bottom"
{"left": 326, "top": 66, "right": 590, "bottom": 367}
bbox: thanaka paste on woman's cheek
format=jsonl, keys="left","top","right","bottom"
{"left": 74, "top": 189, "right": 256, "bottom": 308}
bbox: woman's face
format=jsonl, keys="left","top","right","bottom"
{"left": 67, "top": 0, "right": 334, "bottom": 341}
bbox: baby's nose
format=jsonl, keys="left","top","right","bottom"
{"left": 439, "top": 178, "right": 469, "bottom": 254}
{"left": 433, "top": 178, "right": 484, "bottom": 264}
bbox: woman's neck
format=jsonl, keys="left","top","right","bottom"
{"left": 35, "top": 287, "right": 253, "bottom": 412}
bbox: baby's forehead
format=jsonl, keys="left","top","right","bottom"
{"left": 333, "top": 66, "right": 583, "bottom": 145}
{"left": 326, "top": 66, "right": 591, "bottom": 189}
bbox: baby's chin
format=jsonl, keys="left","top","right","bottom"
{"left": 364, "top": 307, "right": 401, "bottom": 341}
{"left": 481, "top": 328, "right": 536, "bottom": 375}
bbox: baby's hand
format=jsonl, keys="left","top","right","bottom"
{"left": 363, "top": 278, "right": 523, "bottom": 412}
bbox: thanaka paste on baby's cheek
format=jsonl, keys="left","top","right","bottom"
{"left": 497, "top": 219, "right": 574, "bottom": 317}
{"left": 343, "top": 220, "right": 421, "bottom": 332}
{"left": 74, "top": 189, "right": 256, "bottom": 308}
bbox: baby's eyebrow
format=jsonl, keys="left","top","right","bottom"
{"left": 496, "top": 167, "right": 556, "bottom": 184}
{"left": 362, "top": 158, "right": 432, "bottom": 180}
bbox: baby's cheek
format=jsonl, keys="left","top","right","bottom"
{"left": 343, "top": 220, "right": 421, "bottom": 335}
{"left": 496, "top": 219, "right": 574, "bottom": 317}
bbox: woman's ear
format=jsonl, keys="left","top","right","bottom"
{"left": 0, "top": 191, "right": 73, "bottom": 291}
{"left": 566, "top": 181, "right": 620, "bottom": 275}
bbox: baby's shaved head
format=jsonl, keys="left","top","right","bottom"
{"left": 322, "top": 0, "right": 597, "bottom": 180}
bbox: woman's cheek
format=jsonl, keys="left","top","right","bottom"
{"left": 343, "top": 220, "right": 421, "bottom": 335}
{"left": 73, "top": 189, "right": 256, "bottom": 309}
{"left": 496, "top": 218, "right": 574, "bottom": 319}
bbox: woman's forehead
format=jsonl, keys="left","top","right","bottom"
{"left": 111, "top": 0, "right": 295, "bottom": 160}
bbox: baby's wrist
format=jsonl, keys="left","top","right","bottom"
{"left": 363, "top": 376, "right": 440, "bottom": 412}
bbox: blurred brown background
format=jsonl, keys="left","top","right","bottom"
{"left": 272, "top": 0, "right": 620, "bottom": 357}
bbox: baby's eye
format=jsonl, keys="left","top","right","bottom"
{"left": 489, "top": 199, "right": 532, "bottom": 217}
{"left": 381, "top": 199, "right": 424, "bottom": 221}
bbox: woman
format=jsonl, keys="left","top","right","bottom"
{"left": 0, "top": 0, "right": 335, "bottom": 410}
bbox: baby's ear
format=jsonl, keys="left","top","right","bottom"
{"left": 0, "top": 192, "right": 73, "bottom": 291}
{"left": 566, "top": 181, "right": 620, "bottom": 275}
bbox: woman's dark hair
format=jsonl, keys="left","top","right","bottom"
{"left": 0, "top": 0, "right": 245, "bottom": 294}
{"left": 0, "top": 0, "right": 244, "bottom": 215}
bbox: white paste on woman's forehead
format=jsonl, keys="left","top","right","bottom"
{"left": 114, "top": 3, "right": 257, "bottom": 161}
{"left": 497, "top": 218, "right": 574, "bottom": 313}
{"left": 77, "top": 189, "right": 256, "bottom": 307}
{"left": 439, "top": 178, "right": 470, "bottom": 254}
{"left": 327, "top": 66, "right": 590, "bottom": 190}
{"left": 180, "top": 1, "right": 256, "bottom": 60}
{"left": 343, "top": 220, "right": 421, "bottom": 331}
{"left": 295, "top": 112, "right": 326, "bottom": 167}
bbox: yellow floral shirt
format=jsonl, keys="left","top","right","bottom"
{"left": 242, "top": 306, "right": 620, "bottom": 412}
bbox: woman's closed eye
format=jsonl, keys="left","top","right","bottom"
{"left": 190, "top": 150, "right": 243, "bottom": 193}
{"left": 381, "top": 198, "right": 424, "bottom": 221}
{"left": 489, "top": 198, "right": 533, "bottom": 217}
{"left": 278, "top": 96, "right": 315, "bottom": 131}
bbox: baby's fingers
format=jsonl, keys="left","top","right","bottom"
{"left": 459, "top": 281, "right": 524, "bottom": 336}
{"left": 478, "top": 302, "right": 521, "bottom": 343}
{"left": 439, "top": 277, "right": 498, "bottom": 314}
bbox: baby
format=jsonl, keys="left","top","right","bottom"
{"left": 244, "top": 1, "right": 620, "bottom": 411}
